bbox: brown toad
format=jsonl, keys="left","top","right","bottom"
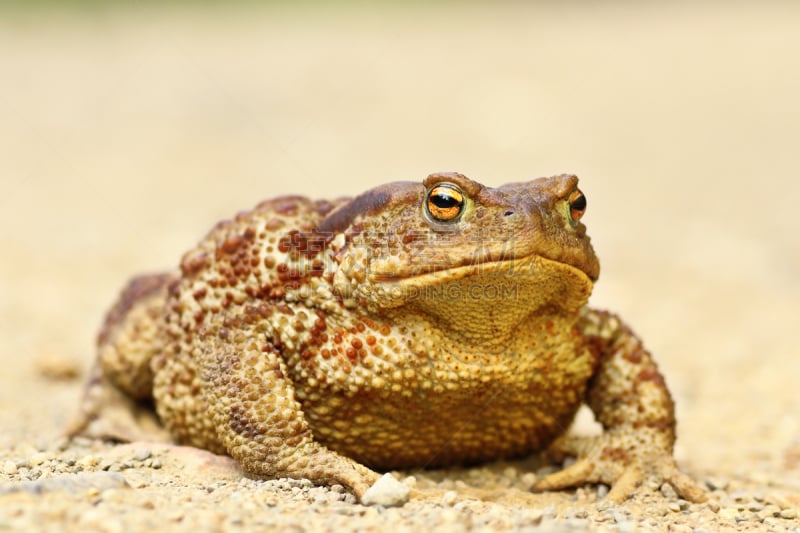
{"left": 69, "top": 172, "right": 705, "bottom": 504}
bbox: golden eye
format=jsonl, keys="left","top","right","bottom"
{"left": 568, "top": 189, "right": 587, "bottom": 222}
{"left": 426, "top": 183, "right": 465, "bottom": 222}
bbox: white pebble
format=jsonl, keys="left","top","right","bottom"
{"left": 361, "top": 473, "right": 410, "bottom": 507}
{"left": 441, "top": 490, "right": 458, "bottom": 506}
{"left": 2, "top": 460, "right": 18, "bottom": 475}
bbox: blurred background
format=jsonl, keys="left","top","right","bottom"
{"left": 0, "top": 1, "right": 798, "bottom": 480}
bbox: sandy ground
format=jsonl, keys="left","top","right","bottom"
{"left": 1, "top": 2, "right": 799, "bottom": 531}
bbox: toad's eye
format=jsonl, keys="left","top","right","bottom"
{"left": 568, "top": 189, "right": 587, "bottom": 222}
{"left": 426, "top": 183, "right": 465, "bottom": 222}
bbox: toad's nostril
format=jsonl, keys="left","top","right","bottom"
{"left": 503, "top": 210, "right": 515, "bottom": 217}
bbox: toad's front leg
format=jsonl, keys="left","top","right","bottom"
{"left": 534, "top": 308, "right": 706, "bottom": 503}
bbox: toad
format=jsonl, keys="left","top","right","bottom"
{"left": 69, "top": 172, "right": 705, "bottom": 504}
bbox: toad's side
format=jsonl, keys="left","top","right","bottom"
{"left": 69, "top": 172, "right": 705, "bottom": 504}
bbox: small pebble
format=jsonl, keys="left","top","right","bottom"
{"left": 361, "top": 473, "right": 410, "bottom": 507}
{"left": 757, "top": 505, "right": 781, "bottom": 520}
{"left": 596, "top": 500, "right": 614, "bottom": 512}
{"left": 30, "top": 452, "right": 52, "bottom": 466}
{"left": 747, "top": 501, "right": 764, "bottom": 512}
{"left": 77, "top": 456, "right": 99, "bottom": 469}
{"left": 441, "top": 490, "right": 457, "bottom": 506}
{"left": 133, "top": 449, "right": 152, "bottom": 462}
{"left": 779, "top": 508, "right": 797, "bottom": 519}
{"left": 520, "top": 472, "right": 537, "bottom": 489}
{"left": 2, "top": 460, "right": 18, "bottom": 475}
{"left": 660, "top": 482, "right": 678, "bottom": 499}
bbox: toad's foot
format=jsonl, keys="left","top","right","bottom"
{"left": 534, "top": 432, "right": 707, "bottom": 503}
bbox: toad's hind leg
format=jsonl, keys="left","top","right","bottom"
{"left": 186, "top": 337, "right": 384, "bottom": 501}
{"left": 66, "top": 273, "right": 174, "bottom": 443}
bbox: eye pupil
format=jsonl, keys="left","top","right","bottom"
{"left": 430, "top": 193, "right": 460, "bottom": 208}
{"left": 426, "top": 184, "right": 465, "bottom": 222}
{"left": 568, "top": 189, "right": 587, "bottom": 221}
{"left": 570, "top": 194, "right": 586, "bottom": 212}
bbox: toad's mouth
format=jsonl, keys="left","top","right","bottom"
{"left": 368, "top": 247, "right": 598, "bottom": 285}
{"left": 362, "top": 253, "right": 595, "bottom": 314}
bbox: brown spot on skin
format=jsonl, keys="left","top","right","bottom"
{"left": 600, "top": 447, "right": 629, "bottom": 462}
{"left": 221, "top": 235, "right": 245, "bottom": 254}
{"left": 274, "top": 197, "right": 301, "bottom": 216}
{"left": 265, "top": 218, "right": 285, "bottom": 231}
{"left": 623, "top": 350, "right": 643, "bottom": 364}
{"left": 275, "top": 304, "right": 294, "bottom": 316}
{"left": 269, "top": 287, "right": 285, "bottom": 300}
{"left": 277, "top": 229, "right": 331, "bottom": 259}
{"left": 180, "top": 252, "right": 208, "bottom": 277}
{"left": 637, "top": 368, "right": 665, "bottom": 386}
{"left": 633, "top": 418, "right": 673, "bottom": 431}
